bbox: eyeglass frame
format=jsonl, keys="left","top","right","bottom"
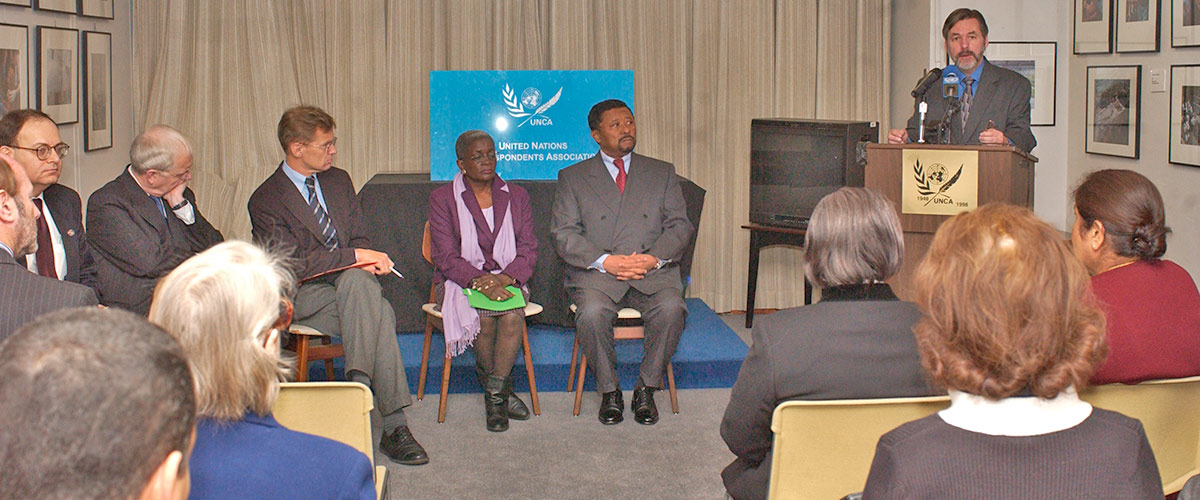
{"left": 303, "top": 137, "right": 338, "bottom": 153}
{"left": 9, "top": 142, "right": 70, "bottom": 161}
{"left": 461, "top": 151, "right": 497, "bottom": 163}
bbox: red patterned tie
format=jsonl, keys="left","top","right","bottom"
{"left": 614, "top": 157, "right": 627, "bottom": 194}
{"left": 31, "top": 198, "right": 57, "bottom": 278}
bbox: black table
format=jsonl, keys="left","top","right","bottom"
{"left": 743, "top": 223, "right": 811, "bottom": 328}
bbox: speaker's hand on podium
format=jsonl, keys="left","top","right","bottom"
{"left": 886, "top": 129, "right": 909, "bottom": 144}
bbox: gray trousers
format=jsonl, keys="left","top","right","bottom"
{"left": 294, "top": 268, "right": 412, "bottom": 420}
{"left": 571, "top": 286, "right": 687, "bottom": 393}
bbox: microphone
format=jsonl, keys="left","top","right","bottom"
{"left": 910, "top": 68, "right": 943, "bottom": 98}
{"left": 942, "top": 71, "right": 961, "bottom": 99}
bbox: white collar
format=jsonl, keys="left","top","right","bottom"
{"left": 938, "top": 386, "right": 1092, "bottom": 436}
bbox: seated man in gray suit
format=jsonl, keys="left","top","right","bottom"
{"left": 552, "top": 99, "right": 694, "bottom": 426}
{"left": 87, "top": 125, "right": 224, "bottom": 314}
{"left": 0, "top": 109, "right": 97, "bottom": 291}
{"left": 0, "top": 153, "right": 96, "bottom": 341}
{"left": 247, "top": 105, "right": 427, "bottom": 465}
{"left": 887, "top": 8, "right": 1037, "bottom": 153}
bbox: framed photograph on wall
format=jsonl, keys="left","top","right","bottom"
{"left": 82, "top": 31, "right": 110, "bottom": 150}
{"left": 1117, "top": 0, "right": 1161, "bottom": 51}
{"left": 34, "top": 0, "right": 76, "bottom": 14}
{"left": 981, "top": 42, "right": 1057, "bottom": 126}
{"left": 36, "top": 26, "right": 77, "bottom": 124}
{"left": 80, "top": 0, "right": 113, "bottom": 19}
{"left": 1086, "top": 65, "right": 1141, "bottom": 158}
{"left": 1173, "top": 0, "right": 1200, "bottom": 46}
{"left": 1169, "top": 65, "right": 1200, "bottom": 167}
{"left": 0, "top": 0, "right": 32, "bottom": 7}
{"left": 0, "top": 24, "right": 29, "bottom": 115}
{"left": 1076, "top": 0, "right": 1114, "bottom": 53}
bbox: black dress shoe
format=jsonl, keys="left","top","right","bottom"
{"left": 598, "top": 390, "right": 624, "bottom": 425}
{"left": 379, "top": 425, "right": 429, "bottom": 465}
{"left": 632, "top": 386, "right": 659, "bottom": 425}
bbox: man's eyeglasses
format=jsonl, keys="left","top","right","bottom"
{"left": 305, "top": 137, "right": 337, "bottom": 153}
{"left": 11, "top": 143, "right": 70, "bottom": 161}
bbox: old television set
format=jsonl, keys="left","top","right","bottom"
{"left": 749, "top": 119, "right": 878, "bottom": 229}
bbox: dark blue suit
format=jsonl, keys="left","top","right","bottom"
{"left": 188, "top": 413, "right": 374, "bottom": 500}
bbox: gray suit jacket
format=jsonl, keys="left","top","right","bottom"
{"left": 0, "top": 250, "right": 98, "bottom": 341}
{"left": 551, "top": 152, "right": 693, "bottom": 301}
{"left": 905, "top": 60, "right": 1037, "bottom": 153}
{"left": 720, "top": 284, "right": 936, "bottom": 500}
{"left": 21, "top": 183, "right": 98, "bottom": 290}
{"left": 86, "top": 169, "right": 223, "bottom": 314}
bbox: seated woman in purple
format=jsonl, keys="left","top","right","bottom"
{"left": 863, "top": 204, "right": 1162, "bottom": 500}
{"left": 1071, "top": 169, "right": 1200, "bottom": 384}
{"left": 428, "top": 130, "right": 538, "bottom": 432}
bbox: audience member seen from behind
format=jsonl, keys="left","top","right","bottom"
{"left": 720, "top": 187, "right": 935, "bottom": 500}
{"left": 862, "top": 203, "right": 1162, "bottom": 500}
{"left": 149, "top": 241, "right": 375, "bottom": 500}
{"left": 0, "top": 307, "right": 195, "bottom": 500}
{"left": 429, "top": 129, "right": 538, "bottom": 432}
{"left": 1071, "top": 169, "right": 1200, "bottom": 384}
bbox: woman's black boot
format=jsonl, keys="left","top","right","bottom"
{"left": 484, "top": 375, "right": 509, "bottom": 432}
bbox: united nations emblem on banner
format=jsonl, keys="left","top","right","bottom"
{"left": 901, "top": 149, "right": 979, "bottom": 215}
{"left": 503, "top": 84, "right": 562, "bottom": 127}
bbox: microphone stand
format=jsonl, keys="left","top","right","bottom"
{"left": 938, "top": 99, "right": 962, "bottom": 145}
{"left": 916, "top": 99, "right": 929, "bottom": 144}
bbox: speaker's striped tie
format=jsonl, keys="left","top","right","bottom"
{"left": 305, "top": 176, "right": 339, "bottom": 250}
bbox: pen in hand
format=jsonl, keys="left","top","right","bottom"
{"left": 390, "top": 267, "right": 404, "bottom": 279}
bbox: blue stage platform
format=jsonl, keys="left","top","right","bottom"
{"left": 303, "top": 298, "right": 748, "bottom": 394}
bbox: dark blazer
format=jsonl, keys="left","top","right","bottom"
{"left": 21, "top": 184, "right": 97, "bottom": 290}
{"left": 720, "top": 284, "right": 936, "bottom": 500}
{"left": 188, "top": 413, "right": 374, "bottom": 500}
{"left": 550, "top": 152, "right": 693, "bottom": 302}
{"left": 905, "top": 60, "right": 1037, "bottom": 153}
{"left": 248, "top": 164, "right": 369, "bottom": 280}
{"left": 86, "top": 169, "right": 223, "bottom": 315}
{"left": 0, "top": 250, "right": 98, "bottom": 341}
{"left": 428, "top": 177, "right": 537, "bottom": 287}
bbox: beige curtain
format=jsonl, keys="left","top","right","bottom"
{"left": 130, "top": 0, "right": 891, "bottom": 313}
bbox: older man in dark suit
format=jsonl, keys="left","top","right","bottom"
{"left": 0, "top": 109, "right": 97, "bottom": 290}
{"left": 86, "top": 125, "right": 223, "bottom": 315}
{"left": 888, "top": 8, "right": 1037, "bottom": 153}
{"left": 247, "top": 105, "right": 427, "bottom": 466}
{"left": 552, "top": 99, "right": 694, "bottom": 426}
{"left": 0, "top": 154, "right": 96, "bottom": 341}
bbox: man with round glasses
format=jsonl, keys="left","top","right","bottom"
{"left": 0, "top": 109, "right": 98, "bottom": 291}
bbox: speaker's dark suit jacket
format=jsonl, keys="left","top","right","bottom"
{"left": 905, "top": 59, "right": 1037, "bottom": 153}
{"left": 0, "top": 249, "right": 97, "bottom": 341}
{"left": 551, "top": 152, "right": 693, "bottom": 301}
{"left": 21, "top": 183, "right": 97, "bottom": 290}
{"left": 247, "top": 165, "right": 368, "bottom": 280}
{"left": 86, "top": 169, "right": 223, "bottom": 315}
{"left": 720, "top": 284, "right": 936, "bottom": 500}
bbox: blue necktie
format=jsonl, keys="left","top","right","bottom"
{"left": 305, "top": 176, "right": 339, "bottom": 250}
{"left": 152, "top": 196, "right": 168, "bottom": 221}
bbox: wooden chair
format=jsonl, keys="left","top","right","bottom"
{"left": 273, "top": 382, "right": 388, "bottom": 499}
{"left": 285, "top": 324, "right": 345, "bottom": 382}
{"left": 567, "top": 304, "right": 680, "bottom": 416}
{"left": 416, "top": 221, "right": 542, "bottom": 423}
{"left": 767, "top": 395, "right": 951, "bottom": 500}
{"left": 1079, "top": 375, "right": 1200, "bottom": 494}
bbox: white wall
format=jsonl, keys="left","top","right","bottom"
{"left": 0, "top": 0, "right": 133, "bottom": 202}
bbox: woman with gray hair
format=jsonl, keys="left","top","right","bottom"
{"left": 149, "top": 241, "right": 374, "bottom": 500}
{"left": 720, "top": 187, "right": 935, "bottom": 500}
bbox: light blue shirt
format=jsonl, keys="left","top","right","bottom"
{"left": 589, "top": 150, "right": 633, "bottom": 272}
{"left": 0, "top": 241, "right": 12, "bottom": 258}
{"left": 281, "top": 161, "right": 329, "bottom": 213}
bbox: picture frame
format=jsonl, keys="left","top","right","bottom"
{"left": 36, "top": 26, "right": 78, "bottom": 124}
{"left": 0, "top": 24, "right": 29, "bottom": 116}
{"left": 1086, "top": 65, "right": 1141, "bottom": 159}
{"left": 0, "top": 0, "right": 32, "bottom": 7}
{"left": 1116, "top": 0, "right": 1161, "bottom": 52}
{"left": 34, "top": 0, "right": 76, "bottom": 14}
{"left": 82, "top": 31, "right": 111, "bottom": 151}
{"left": 1172, "top": 0, "right": 1200, "bottom": 46}
{"left": 79, "top": 0, "right": 113, "bottom": 19}
{"left": 1169, "top": 65, "right": 1200, "bottom": 167}
{"left": 980, "top": 42, "right": 1057, "bottom": 126}
{"left": 1076, "top": 0, "right": 1114, "bottom": 53}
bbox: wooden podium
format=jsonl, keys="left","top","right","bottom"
{"left": 865, "top": 143, "right": 1038, "bottom": 300}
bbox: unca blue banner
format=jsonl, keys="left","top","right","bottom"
{"left": 429, "top": 70, "right": 635, "bottom": 180}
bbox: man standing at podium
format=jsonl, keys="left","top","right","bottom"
{"left": 887, "top": 8, "right": 1037, "bottom": 153}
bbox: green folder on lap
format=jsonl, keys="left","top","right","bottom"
{"left": 463, "top": 286, "right": 526, "bottom": 311}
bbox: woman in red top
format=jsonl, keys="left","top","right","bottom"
{"left": 1072, "top": 169, "right": 1200, "bottom": 384}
